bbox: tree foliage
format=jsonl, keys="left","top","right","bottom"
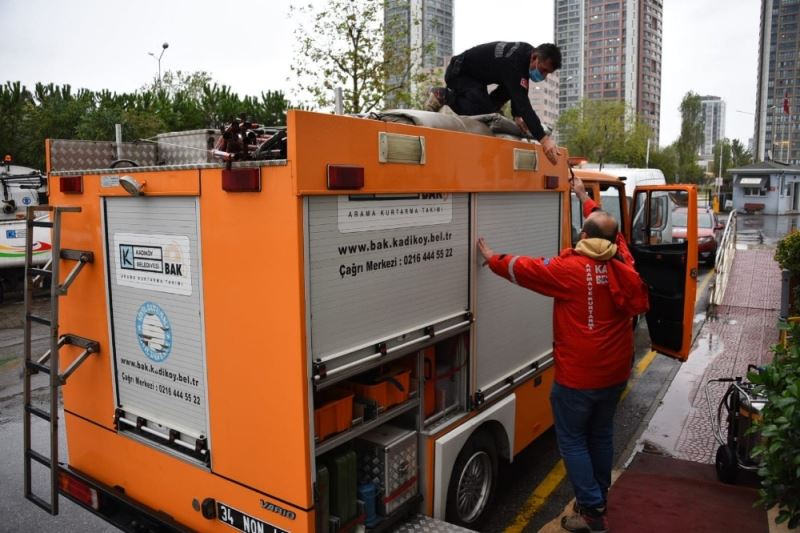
{"left": 289, "top": 0, "right": 436, "bottom": 113}
{"left": 675, "top": 91, "right": 705, "bottom": 183}
{"left": 556, "top": 99, "right": 653, "bottom": 167}
{"left": 730, "top": 138, "right": 754, "bottom": 169}
{"left": 648, "top": 143, "right": 680, "bottom": 183}
{"left": 0, "top": 74, "right": 289, "bottom": 171}
{"left": 708, "top": 138, "right": 753, "bottom": 189}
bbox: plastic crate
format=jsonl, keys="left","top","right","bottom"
{"left": 315, "top": 388, "right": 354, "bottom": 441}
{"left": 348, "top": 369, "right": 411, "bottom": 410}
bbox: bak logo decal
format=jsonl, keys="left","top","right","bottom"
{"left": 135, "top": 302, "right": 173, "bottom": 362}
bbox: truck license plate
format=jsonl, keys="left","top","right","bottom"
{"left": 217, "top": 502, "right": 289, "bottom": 533}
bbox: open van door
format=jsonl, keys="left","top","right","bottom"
{"left": 629, "top": 185, "right": 698, "bottom": 361}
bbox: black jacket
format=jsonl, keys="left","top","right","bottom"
{"left": 450, "top": 41, "right": 545, "bottom": 140}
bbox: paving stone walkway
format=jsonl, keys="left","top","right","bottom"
{"left": 674, "top": 248, "right": 781, "bottom": 463}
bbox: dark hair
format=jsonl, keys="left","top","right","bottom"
{"left": 535, "top": 43, "right": 562, "bottom": 70}
{"left": 582, "top": 212, "right": 618, "bottom": 242}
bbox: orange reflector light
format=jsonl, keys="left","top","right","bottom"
{"left": 58, "top": 472, "right": 100, "bottom": 510}
{"left": 327, "top": 165, "right": 364, "bottom": 190}
{"left": 59, "top": 176, "right": 83, "bottom": 194}
{"left": 3, "top": 154, "right": 11, "bottom": 163}
{"left": 222, "top": 168, "right": 261, "bottom": 192}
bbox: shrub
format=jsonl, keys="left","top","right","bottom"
{"left": 749, "top": 322, "right": 800, "bottom": 529}
{"left": 775, "top": 231, "right": 800, "bottom": 274}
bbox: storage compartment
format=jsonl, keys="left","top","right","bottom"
{"left": 356, "top": 425, "right": 419, "bottom": 516}
{"left": 315, "top": 388, "right": 355, "bottom": 441}
{"left": 423, "top": 334, "right": 468, "bottom": 426}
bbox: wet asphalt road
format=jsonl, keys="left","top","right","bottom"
{"left": 0, "top": 211, "right": 794, "bottom": 532}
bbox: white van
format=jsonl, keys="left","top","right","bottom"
{"left": 578, "top": 166, "right": 666, "bottom": 204}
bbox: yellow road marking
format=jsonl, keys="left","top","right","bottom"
{"left": 504, "top": 460, "right": 566, "bottom": 533}
{"left": 696, "top": 269, "right": 714, "bottom": 301}
{"left": 503, "top": 269, "right": 716, "bottom": 531}
{"left": 620, "top": 350, "right": 656, "bottom": 401}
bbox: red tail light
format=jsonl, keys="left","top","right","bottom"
{"left": 58, "top": 472, "right": 100, "bottom": 510}
{"left": 59, "top": 176, "right": 83, "bottom": 194}
{"left": 327, "top": 165, "right": 364, "bottom": 190}
{"left": 222, "top": 168, "right": 261, "bottom": 192}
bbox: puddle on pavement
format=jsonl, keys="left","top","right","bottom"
{"left": 639, "top": 332, "right": 723, "bottom": 455}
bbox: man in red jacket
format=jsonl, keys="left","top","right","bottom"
{"left": 477, "top": 177, "right": 648, "bottom": 533}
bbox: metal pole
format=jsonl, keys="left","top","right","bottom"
{"left": 334, "top": 88, "right": 343, "bottom": 115}
{"left": 115, "top": 124, "right": 123, "bottom": 160}
{"left": 645, "top": 138, "right": 650, "bottom": 168}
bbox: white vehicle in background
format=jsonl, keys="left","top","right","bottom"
{"left": 570, "top": 164, "right": 666, "bottom": 226}
{"left": 0, "top": 157, "right": 51, "bottom": 301}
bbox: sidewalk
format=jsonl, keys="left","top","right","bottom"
{"left": 541, "top": 246, "right": 783, "bottom": 533}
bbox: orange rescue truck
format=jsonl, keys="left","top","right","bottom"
{"left": 23, "top": 110, "right": 698, "bottom": 532}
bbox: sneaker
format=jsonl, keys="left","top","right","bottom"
{"left": 561, "top": 505, "right": 608, "bottom": 533}
{"left": 424, "top": 87, "right": 447, "bottom": 112}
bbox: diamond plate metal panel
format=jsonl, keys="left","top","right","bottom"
{"left": 118, "top": 142, "right": 157, "bottom": 166}
{"left": 156, "top": 129, "right": 220, "bottom": 165}
{"left": 50, "top": 139, "right": 157, "bottom": 171}
{"left": 395, "top": 515, "right": 477, "bottom": 532}
{"left": 357, "top": 425, "right": 418, "bottom": 515}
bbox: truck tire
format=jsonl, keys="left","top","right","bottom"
{"left": 445, "top": 430, "right": 498, "bottom": 528}
{"left": 715, "top": 444, "right": 738, "bottom": 484}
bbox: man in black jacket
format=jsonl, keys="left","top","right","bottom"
{"left": 425, "top": 42, "right": 562, "bottom": 164}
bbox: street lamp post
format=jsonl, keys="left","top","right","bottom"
{"left": 148, "top": 42, "right": 169, "bottom": 86}
{"left": 714, "top": 141, "right": 727, "bottom": 213}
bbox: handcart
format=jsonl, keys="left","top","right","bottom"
{"left": 704, "top": 366, "right": 768, "bottom": 484}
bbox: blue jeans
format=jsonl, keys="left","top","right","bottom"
{"left": 550, "top": 381, "right": 626, "bottom": 509}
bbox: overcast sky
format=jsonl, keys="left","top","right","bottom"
{"left": 0, "top": 0, "right": 760, "bottom": 148}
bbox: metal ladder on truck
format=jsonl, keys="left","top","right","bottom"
{"left": 23, "top": 205, "right": 99, "bottom": 514}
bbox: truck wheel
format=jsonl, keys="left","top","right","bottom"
{"left": 445, "top": 430, "right": 498, "bottom": 527}
{"left": 715, "top": 444, "right": 738, "bottom": 484}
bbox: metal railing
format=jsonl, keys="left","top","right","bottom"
{"left": 709, "top": 210, "right": 737, "bottom": 310}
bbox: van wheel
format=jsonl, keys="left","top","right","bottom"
{"left": 445, "top": 430, "right": 498, "bottom": 527}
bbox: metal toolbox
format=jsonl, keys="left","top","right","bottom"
{"left": 356, "top": 425, "right": 418, "bottom": 515}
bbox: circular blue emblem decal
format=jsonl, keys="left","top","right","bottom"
{"left": 135, "top": 302, "right": 173, "bottom": 362}
{"left": 22, "top": 196, "right": 32, "bottom": 205}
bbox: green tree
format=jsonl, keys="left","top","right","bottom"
{"left": 0, "top": 82, "right": 34, "bottom": 166}
{"left": 707, "top": 138, "right": 753, "bottom": 191}
{"left": 730, "top": 138, "right": 753, "bottom": 169}
{"left": 142, "top": 70, "right": 213, "bottom": 100}
{"left": 289, "top": 0, "right": 433, "bottom": 113}
{"left": 648, "top": 143, "right": 680, "bottom": 183}
{"left": 675, "top": 91, "right": 705, "bottom": 183}
{"left": 709, "top": 138, "right": 732, "bottom": 178}
{"left": 556, "top": 99, "right": 653, "bottom": 166}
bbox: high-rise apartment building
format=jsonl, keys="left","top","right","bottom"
{"left": 529, "top": 72, "right": 561, "bottom": 138}
{"left": 754, "top": 0, "right": 799, "bottom": 163}
{"left": 699, "top": 96, "right": 726, "bottom": 159}
{"left": 555, "top": 0, "right": 663, "bottom": 143}
{"left": 384, "top": 0, "right": 453, "bottom": 107}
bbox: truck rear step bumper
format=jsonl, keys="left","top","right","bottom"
{"left": 58, "top": 465, "right": 191, "bottom": 532}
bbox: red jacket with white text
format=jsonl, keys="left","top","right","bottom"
{"left": 487, "top": 198, "right": 649, "bottom": 389}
